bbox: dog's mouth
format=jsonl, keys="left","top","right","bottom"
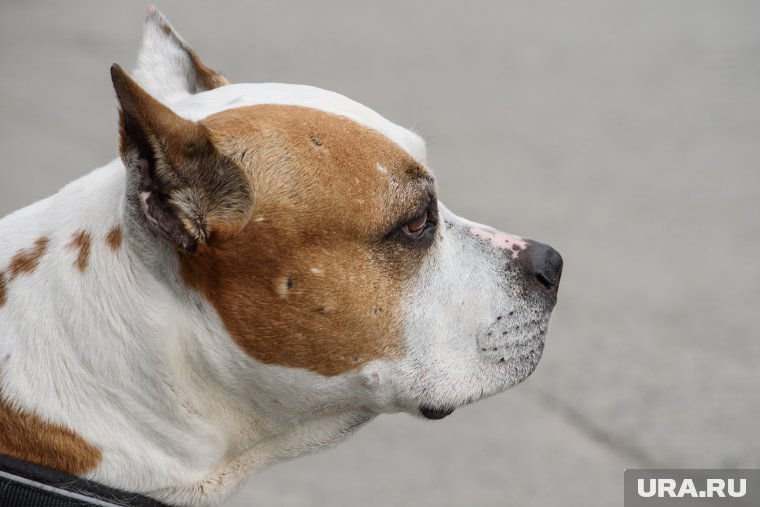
{"left": 419, "top": 406, "right": 456, "bottom": 420}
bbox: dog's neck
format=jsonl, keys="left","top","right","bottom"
{"left": 1, "top": 161, "right": 231, "bottom": 469}
{"left": 0, "top": 161, "right": 373, "bottom": 505}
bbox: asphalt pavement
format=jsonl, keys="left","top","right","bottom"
{"left": 1, "top": 2, "right": 758, "bottom": 506}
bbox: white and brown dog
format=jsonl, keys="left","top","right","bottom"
{"left": 0, "top": 7, "right": 562, "bottom": 507}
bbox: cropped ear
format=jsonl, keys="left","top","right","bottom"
{"left": 111, "top": 64, "right": 251, "bottom": 252}
{"left": 132, "top": 5, "right": 229, "bottom": 104}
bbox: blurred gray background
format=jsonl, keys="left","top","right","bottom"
{"left": 1, "top": 1, "right": 758, "bottom": 506}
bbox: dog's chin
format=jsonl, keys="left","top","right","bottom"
{"left": 507, "top": 340, "right": 545, "bottom": 383}
{"left": 419, "top": 406, "right": 456, "bottom": 420}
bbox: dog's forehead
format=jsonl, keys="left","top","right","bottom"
{"left": 171, "top": 83, "right": 428, "bottom": 164}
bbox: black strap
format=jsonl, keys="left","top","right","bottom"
{"left": 0, "top": 454, "right": 169, "bottom": 507}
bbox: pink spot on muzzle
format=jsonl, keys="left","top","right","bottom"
{"left": 470, "top": 227, "right": 528, "bottom": 259}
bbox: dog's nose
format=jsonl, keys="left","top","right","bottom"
{"left": 518, "top": 240, "right": 563, "bottom": 294}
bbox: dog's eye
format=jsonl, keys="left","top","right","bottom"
{"left": 401, "top": 211, "right": 430, "bottom": 239}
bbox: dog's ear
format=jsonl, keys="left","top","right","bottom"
{"left": 132, "top": 5, "right": 229, "bottom": 104}
{"left": 111, "top": 64, "right": 251, "bottom": 252}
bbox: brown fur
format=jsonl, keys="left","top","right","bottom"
{"left": 0, "top": 271, "right": 6, "bottom": 307}
{"left": 68, "top": 231, "right": 91, "bottom": 272}
{"left": 0, "top": 395, "right": 101, "bottom": 475}
{"left": 181, "top": 105, "right": 435, "bottom": 376}
{"left": 189, "top": 51, "right": 230, "bottom": 91}
{"left": 8, "top": 237, "right": 49, "bottom": 280}
{"left": 106, "top": 226, "right": 123, "bottom": 252}
{"left": 0, "top": 237, "right": 49, "bottom": 307}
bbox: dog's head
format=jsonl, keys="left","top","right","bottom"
{"left": 113, "top": 8, "right": 562, "bottom": 425}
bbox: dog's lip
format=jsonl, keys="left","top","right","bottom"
{"left": 419, "top": 406, "right": 455, "bottom": 420}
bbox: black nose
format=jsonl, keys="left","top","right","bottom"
{"left": 517, "top": 240, "right": 563, "bottom": 294}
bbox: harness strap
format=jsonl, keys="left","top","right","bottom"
{"left": 0, "top": 454, "right": 169, "bottom": 507}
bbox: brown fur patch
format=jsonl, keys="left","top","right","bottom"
{"left": 189, "top": 51, "right": 230, "bottom": 91}
{"left": 8, "top": 237, "right": 49, "bottom": 280}
{"left": 68, "top": 231, "right": 91, "bottom": 272}
{"left": 0, "top": 271, "right": 7, "bottom": 307}
{"left": 0, "top": 395, "right": 101, "bottom": 475}
{"left": 181, "top": 105, "right": 435, "bottom": 376}
{"left": 106, "top": 226, "right": 123, "bottom": 252}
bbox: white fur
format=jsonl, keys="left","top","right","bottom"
{"left": 0, "top": 10, "right": 555, "bottom": 506}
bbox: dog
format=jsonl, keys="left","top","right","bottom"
{"left": 0, "top": 6, "right": 562, "bottom": 506}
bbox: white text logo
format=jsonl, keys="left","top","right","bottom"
{"left": 637, "top": 478, "right": 746, "bottom": 498}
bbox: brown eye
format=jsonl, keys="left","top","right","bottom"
{"left": 401, "top": 210, "right": 428, "bottom": 238}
